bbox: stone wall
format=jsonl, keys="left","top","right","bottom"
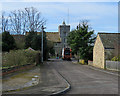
{"left": 105, "top": 49, "right": 114, "bottom": 60}
{"left": 106, "top": 60, "right": 120, "bottom": 71}
{"left": 88, "top": 60, "right": 93, "bottom": 66}
{"left": 54, "top": 42, "right": 62, "bottom": 56}
{"left": 58, "top": 24, "right": 70, "bottom": 48}
{"left": 93, "top": 35, "right": 105, "bottom": 69}
{"left": 2, "top": 64, "right": 36, "bottom": 76}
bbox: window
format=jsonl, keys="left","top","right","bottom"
{"left": 64, "top": 50, "right": 70, "bottom": 55}
{"left": 64, "top": 32, "right": 66, "bottom": 37}
{"left": 64, "top": 38, "right": 65, "bottom": 42}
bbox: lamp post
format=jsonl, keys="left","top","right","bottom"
{"left": 41, "top": 25, "right": 46, "bottom": 63}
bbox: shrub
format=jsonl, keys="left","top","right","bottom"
{"left": 24, "top": 50, "right": 39, "bottom": 64}
{"left": 2, "top": 50, "right": 40, "bottom": 68}
{"left": 111, "top": 56, "right": 120, "bottom": 61}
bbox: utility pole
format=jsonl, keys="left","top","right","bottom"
{"left": 41, "top": 25, "right": 46, "bottom": 63}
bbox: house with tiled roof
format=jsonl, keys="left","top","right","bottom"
{"left": 26, "top": 32, "right": 61, "bottom": 42}
{"left": 93, "top": 33, "right": 120, "bottom": 69}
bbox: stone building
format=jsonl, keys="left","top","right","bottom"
{"left": 93, "top": 33, "right": 120, "bottom": 69}
{"left": 25, "top": 21, "right": 70, "bottom": 56}
{"left": 58, "top": 21, "right": 70, "bottom": 48}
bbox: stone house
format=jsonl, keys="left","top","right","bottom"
{"left": 93, "top": 33, "right": 120, "bottom": 69}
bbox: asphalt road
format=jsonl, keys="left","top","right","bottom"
{"left": 3, "top": 58, "right": 119, "bottom": 95}
{"left": 50, "top": 58, "right": 118, "bottom": 95}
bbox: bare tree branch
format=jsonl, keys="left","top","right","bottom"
{"left": 24, "top": 7, "right": 46, "bottom": 32}
{"left": 2, "top": 12, "right": 9, "bottom": 32}
{"left": 3, "top": 7, "right": 46, "bottom": 34}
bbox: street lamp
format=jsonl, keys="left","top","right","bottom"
{"left": 41, "top": 25, "right": 46, "bottom": 63}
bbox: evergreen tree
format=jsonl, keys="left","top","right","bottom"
{"left": 67, "top": 21, "right": 96, "bottom": 62}
{"left": 25, "top": 31, "right": 37, "bottom": 48}
{"left": 25, "top": 31, "right": 48, "bottom": 61}
{"left": 31, "top": 35, "right": 41, "bottom": 50}
{"left": 2, "top": 31, "right": 16, "bottom": 52}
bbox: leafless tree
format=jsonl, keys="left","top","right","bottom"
{"left": 2, "top": 12, "right": 9, "bottom": 32}
{"left": 24, "top": 7, "right": 46, "bottom": 32}
{"left": 9, "top": 10, "right": 23, "bottom": 34}
{"left": 9, "top": 7, "right": 46, "bottom": 34}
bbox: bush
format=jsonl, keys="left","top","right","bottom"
{"left": 111, "top": 56, "right": 120, "bottom": 61}
{"left": 2, "top": 50, "right": 39, "bottom": 68}
{"left": 24, "top": 50, "right": 39, "bottom": 64}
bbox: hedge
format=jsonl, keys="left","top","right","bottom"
{"left": 2, "top": 49, "right": 40, "bottom": 68}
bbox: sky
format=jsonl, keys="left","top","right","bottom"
{"left": 0, "top": 0, "right": 119, "bottom": 34}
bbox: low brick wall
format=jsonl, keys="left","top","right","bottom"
{"left": 88, "top": 60, "right": 93, "bottom": 66}
{"left": 2, "top": 64, "right": 36, "bottom": 76}
{"left": 106, "top": 61, "right": 120, "bottom": 71}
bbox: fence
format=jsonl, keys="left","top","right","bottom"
{"left": 106, "top": 60, "right": 120, "bottom": 71}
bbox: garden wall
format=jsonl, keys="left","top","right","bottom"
{"left": 2, "top": 64, "right": 36, "bottom": 76}
{"left": 106, "top": 60, "right": 120, "bottom": 71}
{"left": 88, "top": 60, "right": 93, "bottom": 66}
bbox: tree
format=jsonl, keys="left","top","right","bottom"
{"left": 9, "top": 7, "right": 46, "bottom": 34}
{"left": 31, "top": 34, "right": 41, "bottom": 50}
{"left": 47, "top": 40, "right": 55, "bottom": 56}
{"left": 25, "top": 31, "right": 37, "bottom": 48}
{"left": 24, "top": 7, "right": 46, "bottom": 32}
{"left": 2, "top": 12, "right": 9, "bottom": 32}
{"left": 67, "top": 20, "right": 96, "bottom": 62}
{"left": 9, "top": 10, "right": 23, "bottom": 34}
{"left": 25, "top": 31, "right": 48, "bottom": 61}
{"left": 2, "top": 31, "right": 16, "bottom": 52}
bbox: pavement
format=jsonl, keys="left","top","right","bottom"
{"left": 2, "top": 61, "right": 70, "bottom": 95}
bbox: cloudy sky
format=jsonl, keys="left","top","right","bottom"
{"left": 0, "top": 0, "right": 119, "bottom": 34}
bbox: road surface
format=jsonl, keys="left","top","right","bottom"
{"left": 3, "top": 58, "right": 119, "bottom": 95}
{"left": 50, "top": 59, "right": 118, "bottom": 95}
